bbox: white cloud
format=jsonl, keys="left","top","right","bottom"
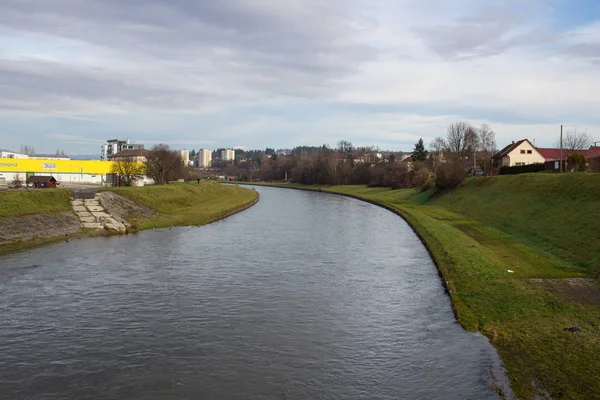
{"left": 0, "top": 0, "right": 599, "bottom": 153}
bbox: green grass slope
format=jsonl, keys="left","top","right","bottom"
{"left": 430, "top": 173, "right": 600, "bottom": 274}
{"left": 113, "top": 181, "right": 258, "bottom": 230}
{"left": 0, "top": 189, "right": 72, "bottom": 218}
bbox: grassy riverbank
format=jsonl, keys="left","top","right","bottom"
{"left": 0, "top": 190, "right": 82, "bottom": 255}
{"left": 113, "top": 181, "right": 258, "bottom": 230}
{"left": 0, "top": 183, "right": 258, "bottom": 255}
{"left": 0, "top": 189, "right": 72, "bottom": 217}
{"left": 247, "top": 175, "right": 600, "bottom": 399}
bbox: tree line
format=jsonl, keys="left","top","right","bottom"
{"left": 242, "top": 122, "right": 498, "bottom": 190}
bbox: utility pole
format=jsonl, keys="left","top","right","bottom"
{"left": 560, "top": 125, "right": 563, "bottom": 173}
{"left": 594, "top": 141, "right": 599, "bottom": 172}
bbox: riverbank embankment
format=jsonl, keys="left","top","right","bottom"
{"left": 240, "top": 174, "right": 600, "bottom": 400}
{"left": 0, "top": 182, "right": 258, "bottom": 254}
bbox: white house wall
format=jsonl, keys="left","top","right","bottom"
{"left": 505, "top": 141, "right": 545, "bottom": 166}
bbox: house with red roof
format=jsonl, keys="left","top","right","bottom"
{"left": 494, "top": 139, "right": 600, "bottom": 171}
{"left": 492, "top": 139, "right": 545, "bottom": 167}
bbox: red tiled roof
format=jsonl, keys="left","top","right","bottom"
{"left": 537, "top": 146, "right": 600, "bottom": 160}
{"left": 536, "top": 148, "right": 562, "bottom": 160}
{"left": 27, "top": 175, "right": 56, "bottom": 183}
{"left": 110, "top": 149, "right": 150, "bottom": 159}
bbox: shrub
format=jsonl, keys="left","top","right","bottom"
{"left": 499, "top": 163, "right": 544, "bottom": 175}
{"left": 411, "top": 168, "right": 430, "bottom": 188}
{"left": 10, "top": 174, "right": 24, "bottom": 189}
{"left": 435, "top": 162, "right": 466, "bottom": 190}
{"left": 567, "top": 153, "right": 588, "bottom": 172}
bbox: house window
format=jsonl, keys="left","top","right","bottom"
{"left": 515, "top": 162, "right": 526, "bottom": 166}
{"left": 527, "top": 150, "right": 532, "bottom": 154}
{"left": 520, "top": 150, "right": 526, "bottom": 154}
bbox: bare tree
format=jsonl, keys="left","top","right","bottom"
{"left": 477, "top": 124, "right": 497, "bottom": 177}
{"left": 145, "top": 144, "right": 185, "bottom": 185}
{"left": 446, "top": 122, "right": 478, "bottom": 161}
{"left": 240, "top": 159, "right": 257, "bottom": 181}
{"left": 337, "top": 140, "right": 353, "bottom": 154}
{"left": 478, "top": 124, "right": 496, "bottom": 153}
{"left": 111, "top": 161, "right": 146, "bottom": 186}
{"left": 429, "top": 137, "right": 446, "bottom": 153}
{"left": 223, "top": 163, "right": 239, "bottom": 178}
{"left": 558, "top": 128, "right": 593, "bottom": 156}
{"left": 11, "top": 174, "right": 24, "bottom": 188}
{"left": 20, "top": 145, "right": 35, "bottom": 155}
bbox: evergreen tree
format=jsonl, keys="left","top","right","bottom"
{"left": 411, "top": 138, "right": 428, "bottom": 162}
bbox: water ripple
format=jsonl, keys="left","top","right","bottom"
{"left": 0, "top": 187, "right": 505, "bottom": 399}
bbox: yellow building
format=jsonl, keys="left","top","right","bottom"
{"left": 0, "top": 158, "right": 114, "bottom": 185}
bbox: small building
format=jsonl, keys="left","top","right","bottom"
{"left": 109, "top": 149, "right": 151, "bottom": 163}
{"left": 0, "top": 149, "right": 28, "bottom": 159}
{"left": 27, "top": 175, "right": 58, "bottom": 188}
{"left": 493, "top": 139, "right": 545, "bottom": 167}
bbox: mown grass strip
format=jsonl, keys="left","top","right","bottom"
{"left": 113, "top": 181, "right": 258, "bottom": 230}
{"left": 0, "top": 189, "right": 72, "bottom": 218}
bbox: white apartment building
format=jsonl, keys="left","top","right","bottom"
{"left": 179, "top": 149, "right": 190, "bottom": 166}
{"left": 101, "top": 139, "right": 144, "bottom": 160}
{"left": 197, "top": 149, "right": 212, "bottom": 168}
{"left": 221, "top": 149, "right": 235, "bottom": 162}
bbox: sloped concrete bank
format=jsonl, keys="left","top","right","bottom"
{"left": 0, "top": 191, "right": 132, "bottom": 254}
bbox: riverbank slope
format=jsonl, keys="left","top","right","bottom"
{"left": 0, "top": 189, "right": 81, "bottom": 253}
{"left": 111, "top": 181, "right": 258, "bottom": 230}
{"left": 245, "top": 175, "right": 600, "bottom": 399}
{"left": 0, "top": 182, "right": 258, "bottom": 254}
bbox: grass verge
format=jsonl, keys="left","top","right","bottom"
{"left": 0, "top": 189, "right": 72, "bottom": 217}
{"left": 244, "top": 177, "right": 600, "bottom": 399}
{"left": 112, "top": 181, "right": 258, "bottom": 231}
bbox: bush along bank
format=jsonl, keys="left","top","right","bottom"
{"left": 246, "top": 175, "right": 600, "bottom": 400}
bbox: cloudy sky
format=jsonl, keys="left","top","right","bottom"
{"left": 1, "top": 0, "right": 599, "bottom": 156}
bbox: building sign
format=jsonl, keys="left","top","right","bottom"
{"left": 42, "top": 163, "right": 56, "bottom": 170}
{"left": 0, "top": 162, "right": 17, "bottom": 168}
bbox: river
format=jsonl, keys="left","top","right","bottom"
{"left": 0, "top": 186, "right": 507, "bottom": 399}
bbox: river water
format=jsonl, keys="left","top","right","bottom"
{"left": 0, "top": 186, "right": 507, "bottom": 399}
